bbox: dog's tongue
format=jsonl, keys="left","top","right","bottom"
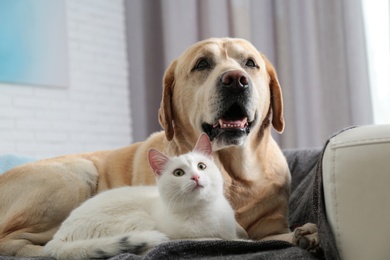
{"left": 215, "top": 117, "right": 248, "bottom": 129}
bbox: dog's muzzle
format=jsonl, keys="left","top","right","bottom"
{"left": 202, "top": 70, "right": 255, "bottom": 146}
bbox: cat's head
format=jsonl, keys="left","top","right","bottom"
{"left": 147, "top": 133, "right": 223, "bottom": 208}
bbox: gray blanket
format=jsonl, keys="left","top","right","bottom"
{"left": 0, "top": 146, "right": 340, "bottom": 260}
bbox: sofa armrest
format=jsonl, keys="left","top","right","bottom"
{"left": 322, "top": 125, "right": 390, "bottom": 260}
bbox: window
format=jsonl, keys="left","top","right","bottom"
{"left": 362, "top": 0, "right": 390, "bottom": 124}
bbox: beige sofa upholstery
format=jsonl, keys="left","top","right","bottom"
{"left": 323, "top": 125, "right": 390, "bottom": 260}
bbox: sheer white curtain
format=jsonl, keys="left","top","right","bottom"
{"left": 125, "top": 0, "right": 373, "bottom": 148}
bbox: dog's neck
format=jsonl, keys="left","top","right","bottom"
{"left": 212, "top": 120, "right": 272, "bottom": 180}
{"left": 216, "top": 137, "right": 268, "bottom": 182}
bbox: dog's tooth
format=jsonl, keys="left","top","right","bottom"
{"left": 217, "top": 119, "right": 249, "bottom": 129}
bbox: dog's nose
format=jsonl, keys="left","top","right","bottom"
{"left": 221, "top": 70, "right": 249, "bottom": 89}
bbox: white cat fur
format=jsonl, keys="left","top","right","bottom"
{"left": 44, "top": 133, "right": 238, "bottom": 259}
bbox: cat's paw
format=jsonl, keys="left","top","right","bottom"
{"left": 120, "top": 230, "right": 169, "bottom": 255}
{"left": 144, "top": 230, "right": 170, "bottom": 246}
{"left": 292, "top": 223, "right": 319, "bottom": 251}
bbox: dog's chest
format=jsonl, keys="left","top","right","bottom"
{"left": 224, "top": 177, "right": 258, "bottom": 210}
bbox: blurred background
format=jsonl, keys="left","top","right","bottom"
{"left": 0, "top": 0, "right": 389, "bottom": 159}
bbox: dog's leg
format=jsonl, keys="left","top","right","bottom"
{"left": 236, "top": 222, "right": 249, "bottom": 239}
{"left": 0, "top": 228, "right": 58, "bottom": 257}
{"left": 0, "top": 158, "right": 99, "bottom": 256}
{"left": 0, "top": 240, "right": 45, "bottom": 257}
{"left": 261, "top": 223, "right": 319, "bottom": 251}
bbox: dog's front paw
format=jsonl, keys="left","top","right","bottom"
{"left": 293, "top": 223, "right": 319, "bottom": 251}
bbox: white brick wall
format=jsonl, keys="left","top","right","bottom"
{"left": 0, "top": 0, "right": 132, "bottom": 159}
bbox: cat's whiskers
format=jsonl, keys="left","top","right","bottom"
{"left": 166, "top": 181, "right": 202, "bottom": 213}
{"left": 181, "top": 182, "right": 197, "bottom": 202}
{"left": 185, "top": 180, "right": 199, "bottom": 191}
{"left": 165, "top": 187, "right": 183, "bottom": 212}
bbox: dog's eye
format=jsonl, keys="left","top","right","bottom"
{"left": 194, "top": 59, "right": 210, "bottom": 70}
{"left": 245, "top": 59, "right": 257, "bottom": 68}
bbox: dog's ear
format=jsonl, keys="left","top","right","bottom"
{"left": 158, "top": 60, "right": 177, "bottom": 141}
{"left": 261, "top": 54, "right": 285, "bottom": 133}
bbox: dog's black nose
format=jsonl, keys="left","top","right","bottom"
{"left": 221, "top": 70, "right": 249, "bottom": 89}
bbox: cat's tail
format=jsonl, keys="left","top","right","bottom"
{"left": 44, "top": 230, "right": 169, "bottom": 260}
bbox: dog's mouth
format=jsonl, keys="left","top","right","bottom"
{"left": 202, "top": 103, "right": 254, "bottom": 142}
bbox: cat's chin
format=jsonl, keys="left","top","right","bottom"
{"left": 193, "top": 184, "right": 203, "bottom": 190}
{"left": 189, "top": 183, "right": 205, "bottom": 192}
{"left": 185, "top": 183, "right": 202, "bottom": 193}
{"left": 189, "top": 185, "right": 214, "bottom": 201}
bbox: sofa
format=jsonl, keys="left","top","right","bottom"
{"left": 322, "top": 124, "right": 390, "bottom": 260}
{"left": 0, "top": 124, "right": 389, "bottom": 260}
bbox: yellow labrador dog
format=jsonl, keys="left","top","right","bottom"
{"left": 0, "top": 38, "right": 317, "bottom": 257}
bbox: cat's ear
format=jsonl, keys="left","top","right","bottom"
{"left": 148, "top": 149, "right": 169, "bottom": 177}
{"left": 194, "top": 133, "right": 213, "bottom": 160}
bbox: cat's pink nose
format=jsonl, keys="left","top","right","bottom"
{"left": 191, "top": 175, "right": 200, "bottom": 183}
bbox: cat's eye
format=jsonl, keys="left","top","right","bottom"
{"left": 173, "top": 169, "right": 185, "bottom": 177}
{"left": 197, "top": 162, "right": 207, "bottom": 170}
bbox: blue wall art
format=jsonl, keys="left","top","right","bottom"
{"left": 0, "top": 0, "right": 68, "bottom": 87}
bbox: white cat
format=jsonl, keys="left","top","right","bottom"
{"left": 44, "top": 133, "right": 241, "bottom": 259}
